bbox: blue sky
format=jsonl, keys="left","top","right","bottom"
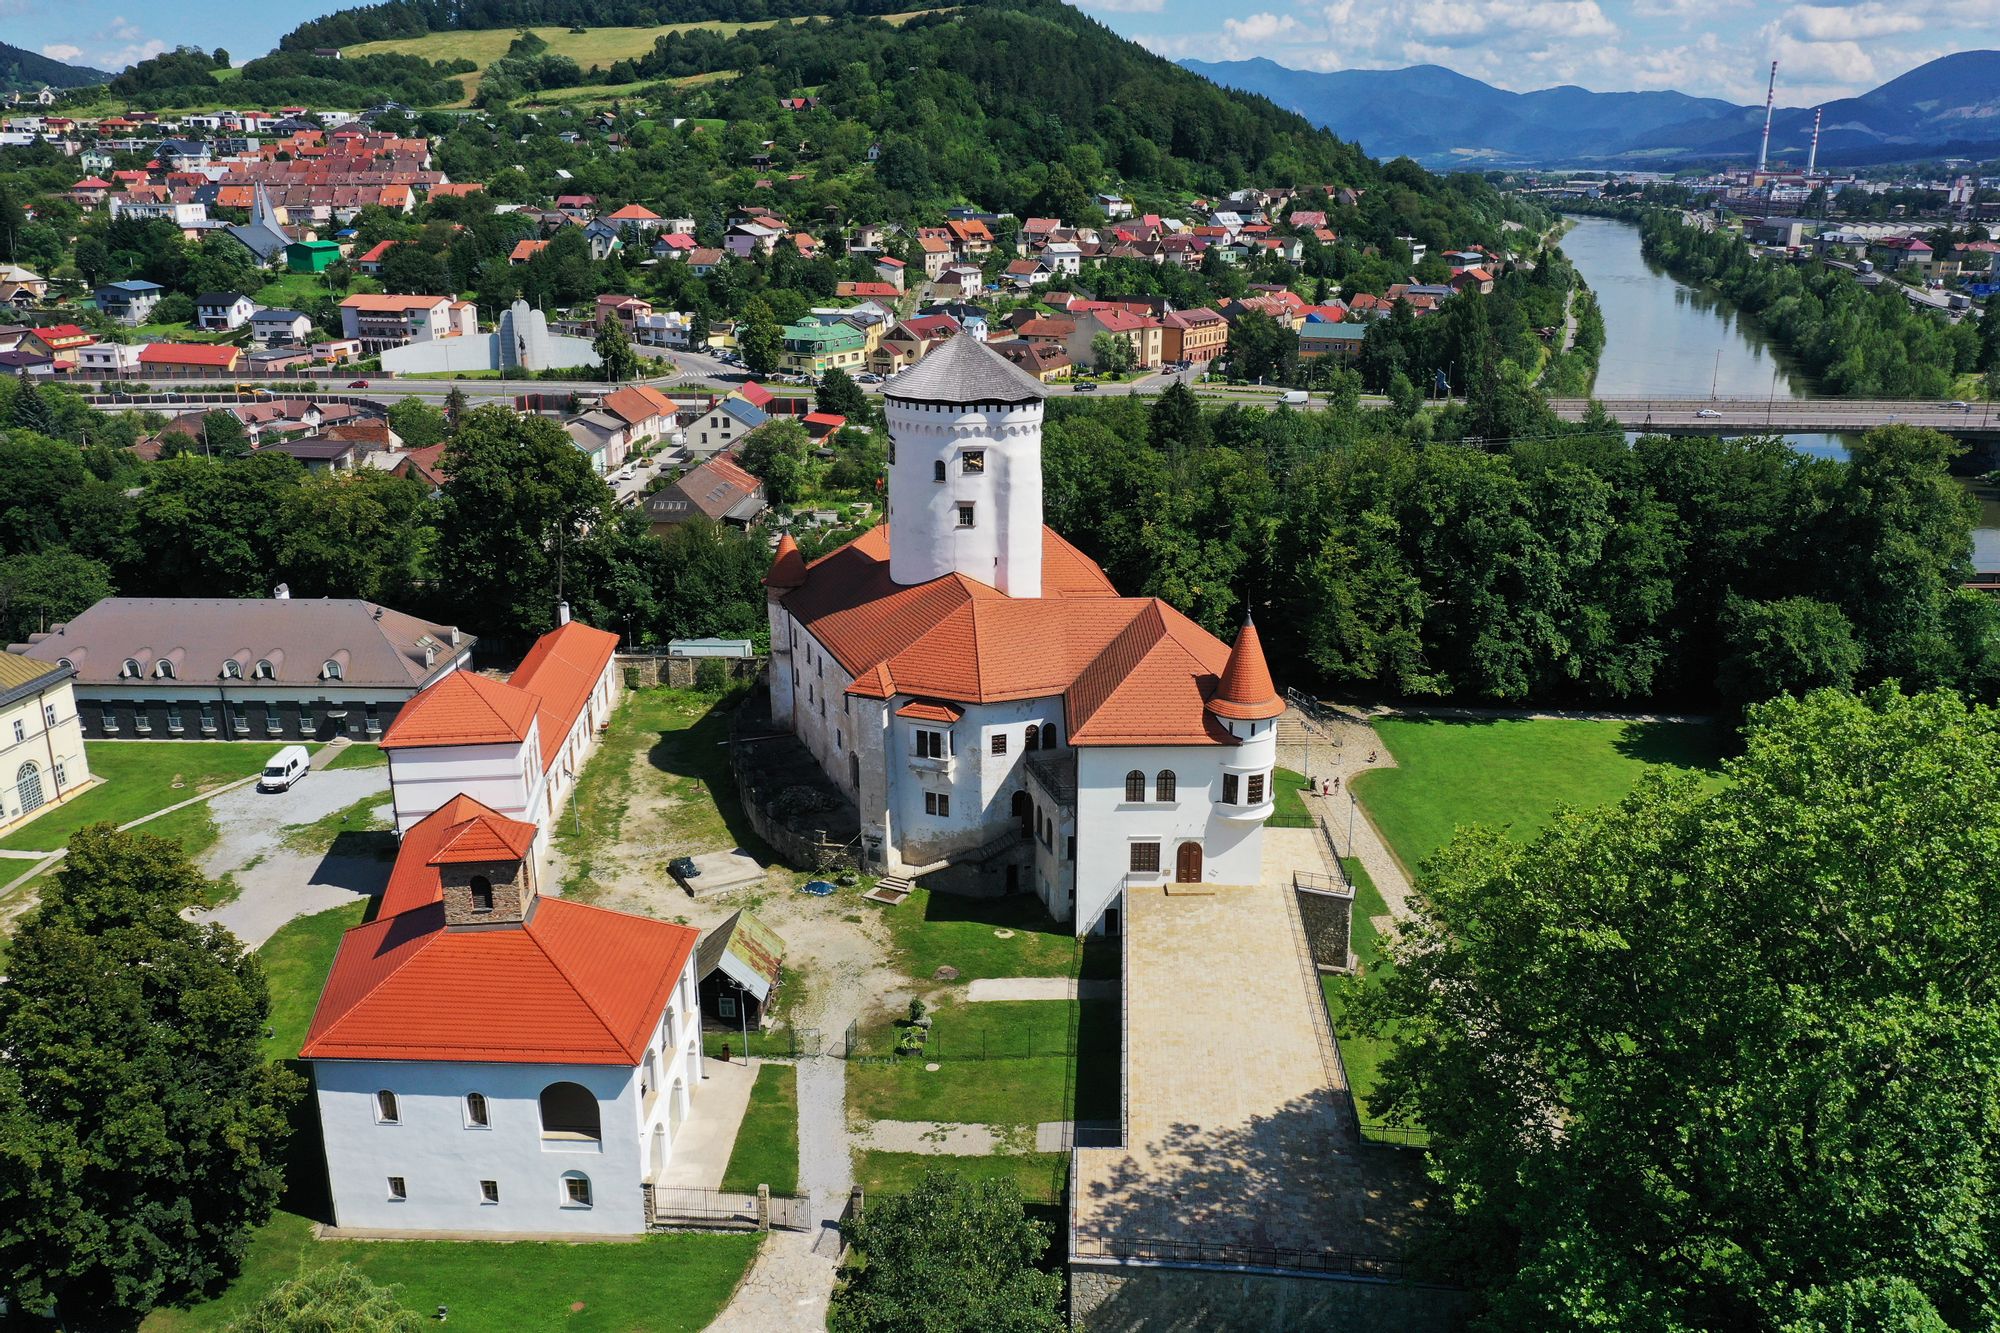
{"left": 14, "top": 0, "right": 1994, "bottom": 104}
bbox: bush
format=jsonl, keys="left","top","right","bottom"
{"left": 695, "top": 657, "right": 729, "bottom": 693}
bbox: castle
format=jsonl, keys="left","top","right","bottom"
{"left": 762, "top": 334, "right": 1281, "bottom": 935}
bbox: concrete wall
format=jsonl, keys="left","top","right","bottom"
{"left": 883, "top": 397, "right": 1043, "bottom": 598}
{"left": 386, "top": 731, "right": 542, "bottom": 835}
{"left": 1069, "top": 1265, "right": 1473, "bottom": 1332}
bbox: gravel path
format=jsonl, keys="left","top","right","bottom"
{"left": 851, "top": 1120, "right": 1005, "bottom": 1154}
{"left": 186, "top": 767, "right": 394, "bottom": 948}
{"left": 964, "top": 977, "right": 1119, "bottom": 1002}
{"left": 1276, "top": 706, "right": 1416, "bottom": 927}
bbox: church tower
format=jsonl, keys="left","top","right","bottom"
{"left": 882, "top": 334, "right": 1048, "bottom": 598}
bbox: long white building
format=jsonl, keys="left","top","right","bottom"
{"left": 762, "top": 334, "right": 1281, "bottom": 935}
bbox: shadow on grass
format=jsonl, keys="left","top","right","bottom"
{"left": 644, "top": 689, "right": 777, "bottom": 863}
{"left": 1612, "top": 719, "right": 1729, "bottom": 769}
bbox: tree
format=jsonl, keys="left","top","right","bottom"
{"left": 386, "top": 397, "right": 448, "bottom": 448}
{"left": 830, "top": 1169, "right": 1062, "bottom": 1333}
{"left": 378, "top": 242, "right": 449, "bottom": 295}
{"left": 814, "top": 366, "right": 869, "bottom": 421}
{"left": 1146, "top": 380, "right": 1207, "bottom": 460}
{"left": 737, "top": 419, "right": 813, "bottom": 505}
{"left": 1369, "top": 686, "right": 2000, "bottom": 1331}
{"left": 592, "top": 318, "right": 641, "bottom": 383}
{"left": 275, "top": 470, "right": 431, "bottom": 604}
{"left": 197, "top": 409, "right": 252, "bottom": 458}
{"left": 1227, "top": 311, "right": 1298, "bottom": 385}
{"left": 0, "top": 826, "right": 299, "bottom": 1328}
{"left": 1716, "top": 594, "right": 1861, "bottom": 710}
{"left": 0, "top": 548, "right": 115, "bottom": 643}
{"left": 1032, "top": 162, "right": 1095, "bottom": 224}
{"left": 225, "top": 1264, "right": 424, "bottom": 1332}
{"left": 443, "top": 385, "right": 470, "bottom": 424}
{"left": 1088, "top": 331, "right": 1133, "bottom": 375}
{"left": 737, "top": 298, "right": 784, "bottom": 377}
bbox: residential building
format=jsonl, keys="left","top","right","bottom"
{"left": 645, "top": 454, "right": 767, "bottom": 532}
{"left": 1068, "top": 307, "right": 1163, "bottom": 371}
{"left": 763, "top": 335, "right": 1279, "bottom": 932}
{"left": 1160, "top": 307, "right": 1228, "bottom": 364}
{"left": 137, "top": 343, "right": 243, "bottom": 377}
{"left": 600, "top": 385, "right": 679, "bottom": 448}
{"left": 29, "top": 324, "right": 94, "bottom": 365}
{"left": 686, "top": 396, "right": 770, "bottom": 456}
{"left": 94, "top": 279, "right": 165, "bottom": 326}
{"left": 994, "top": 341, "right": 1073, "bottom": 382}
{"left": 77, "top": 342, "right": 143, "bottom": 376}
{"left": 0, "top": 652, "right": 93, "bottom": 840}
{"left": 339, "top": 294, "right": 478, "bottom": 354}
{"left": 0, "top": 264, "right": 48, "bottom": 307}
{"left": 564, "top": 411, "right": 633, "bottom": 474}
{"left": 196, "top": 291, "right": 259, "bottom": 331}
{"left": 286, "top": 239, "right": 342, "bottom": 273}
{"left": 250, "top": 308, "right": 314, "bottom": 347}
{"left": 779, "top": 322, "right": 868, "bottom": 377}
{"left": 7, "top": 595, "right": 473, "bottom": 743}
{"left": 1298, "top": 322, "right": 1366, "bottom": 362}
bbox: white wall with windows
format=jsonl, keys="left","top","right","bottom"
{"left": 313, "top": 963, "right": 703, "bottom": 1235}
{"left": 386, "top": 730, "right": 546, "bottom": 837}
{"left": 0, "top": 668, "right": 92, "bottom": 838}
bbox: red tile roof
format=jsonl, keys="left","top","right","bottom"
{"left": 380, "top": 669, "right": 538, "bottom": 750}
{"left": 510, "top": 621, "right": 620, "bottom": 771}
{"left": 138, "top": 343, "right": 240, "bottom": 368}
{"left": 1206, "top": 616, "right": 1283, "bottom": 721}
{"left": 896, "top": 699, "right": 964, "bottom": 723}
{"left": 765, "top": 533, "right": 807, "bottom": 589}
{"left": 302, "top": 794, "right": 697, "bottom": 1065}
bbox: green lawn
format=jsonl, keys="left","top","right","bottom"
{"left": 846, "top": 999, "right": 1118, "bottom": 1126}
{"left": 554, "top": 687, "right": 763, "bottom": 900}
{"left": 279, "top": 793, "right": 395, "bottom": 859}
{"left": 854, "top": 1151, "right": 1068, "bottom": 1205}
{"left": 0, "top": 741, "right": 280, "bottom": 853}
{"left": 257, "top": 899, "right": 369, "bottom": 1062}
{"left": 1351, "top": 717, "right": 1724, "bottom": 876}
{"left": 145, "top": 1211, "right": 761, "bottom": 1331}
{"left": 323, "top": 743, "right": 388, "bottom": 770}
{"left": 880, "top": 885, "right": 1080, "bottom": 984}
{"left": 719, "top": 1064, "right": 800, "bottom": 1195}
{"left": 1270, "top": 765, "right": 1314, "bottom": 827}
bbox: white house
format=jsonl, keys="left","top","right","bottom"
{"left": 303, "top": 792, "right": 704, "bottom": 1236}
{"left": 761, "top": 334, "right": 1280, "bottom": 934}
{"left": 77, "top": 342, "right": 143, "bottom": 375}
{"left": 380, "top": 615, "right": 620, "bottom": 848}
{"left": 195, "top": 291, "right": 259, "bottom": 331}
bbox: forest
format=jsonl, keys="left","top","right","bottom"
{"left": 279, "top": 0, "right": 940, "bottom": 51}
{"left": 1638, "top": 210, "right": 1993, "bottom": 397}
{"left": 95, "top": 46, "right": 469, "bottom": 111}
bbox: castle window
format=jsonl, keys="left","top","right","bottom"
{"left": 961, "top": 450, "right": 985, "bottom": 474}
{"left": 957, "top": 504, "right": 975, "bottom": 528}
{"left": 1223, "top": 773, "right": 1240, "bottom": 805}
{"left": 1024, "top": 726, "right": 1039, "bottom": 752}
{"left": 387, "top": 1176, "right": 407, "bottom": 1201}
{"left": 539, "top": 1082, "right": 601, "bottom": 1142}
{"left": 375, "top": 1090, "right": 400, "bottom": 1124}
{"left": 933, "top": 459, "right": 946, "bottom": 482}
{"left": 1040, "top": 724, "right": 1057, "bottom": 749}
{"left": 1130, "top": 842, "right": 1160, "bottom": 874}
{"left": 562, "top": 1173, "right": 593, "bottom": 1207}
{"left": 1156, "top": 770, "right": 1176, "bottom": 802}
{"left": 470, "top": 876, "right": 493, "bottom": 912}
{"left": 915, "top": 729, "right": 946, "bottom": 759}
{"left": 1124, "top": 770, "right": 1146, "bottom": 803}
{"left": 480, "top": 1180, "right": 500, "bottom": 1204}
{"left": 924, "top": 791, "right": 951, "bottom": 817}
{"left": 991, "top": 732, "right": 1007, "bottom": 756}
{"left": 466, "top": 1092, "right": 490, "bottom": 1127}
{"left": 1247, "top": 773, "right": 1266, "bottom": 805}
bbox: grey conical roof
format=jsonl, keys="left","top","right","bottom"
{"left": 884, "top": 332, "right": 1048, "bottom": 405}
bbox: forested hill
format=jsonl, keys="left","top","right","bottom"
{"left": 280, "top": 0, "right": 955, "bottom": 51}
{"left": 0, "top": 41, "right": 111, "bottom": 94}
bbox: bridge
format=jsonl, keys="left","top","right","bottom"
{"left": 1547, "top": 397, "right": 2000, "bottom": 438}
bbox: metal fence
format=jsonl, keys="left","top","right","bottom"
{"left": 651, "top": 1186, "right": 812, "bottom": 1232}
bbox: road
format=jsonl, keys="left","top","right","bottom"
{"left": 1550, "top": 396, "right": 2000, "bottom": 434}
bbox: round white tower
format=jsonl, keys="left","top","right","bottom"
{"left": 882, "top": 334, "right": 1048, "bottom": 598}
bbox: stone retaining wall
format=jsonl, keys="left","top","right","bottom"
{"left": 616, "top": 653, "right": 763, "bottom": 689}
{"left": 1069, "top": 1264, "right": 1472, "bottom": 1332}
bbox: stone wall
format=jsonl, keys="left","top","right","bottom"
{"left": 1069, "top": 1264, "right": 1473, "bottom": 1332}
{"left": 1294, "top": 884, "right": 1355, "bottom": 973}
{"left": 617, "top": 654, "right": 763, "bottom": 689}
{"left": 728, "top": 681, "right": 861, "bottom": 872}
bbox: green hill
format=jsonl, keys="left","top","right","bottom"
{"left": 0, "top": 40, "right": 111, "bottom": 95}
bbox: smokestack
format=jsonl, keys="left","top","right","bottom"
{"left": 1806, "top": 108, "right": 1822, "bottom": 178}
{"left": 1757, "top": 60, "right": 1778, "bottom": 176}
{"left": 274, "top": 583, "right": 290, "bottom": 600}
{"left": 557, "top": 600, "right": 571, "bottom": 627}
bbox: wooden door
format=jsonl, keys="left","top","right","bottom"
{"left": 1175, "top": 841, "right": 1203, "bottom": 883}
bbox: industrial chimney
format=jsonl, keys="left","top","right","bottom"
{"left": 1756, "top": 61, "right": 1778, "bottom": 177}
{"left": 1806, "top": 108, "right": 1822, "bottom": 178}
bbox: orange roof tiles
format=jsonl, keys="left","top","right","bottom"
{"left": 1207, "top": 617, "right": 1284, "bottom": 721}
{"left": 602, "top": 384, "right": 675, "bottom": 426}
{"left": 896, "top": 699, "right": 964, "bottom": 723}
{"left": 510, "top": 621, "right": 620, "bottom": 771}
{"left": 302, "top": 794, "right": 697, "bottom": 1065}
{"left": 765, "top": 534, "right": 807, "bottom": 590}
{"left": 428, "top": 807, "right": 539, "bottom": 865}
{"left": 381, "top": 670, "right": 539, "bottom": 750}
{"left": 138, "top": 343, "right": 240, "bottom": 368}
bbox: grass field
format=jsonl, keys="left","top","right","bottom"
{"left": 323, "top": 743, "right": 387, "bottom": 770}
{"left": 854, "top": 1151, "right": 1067, "bottom": 1205}
{"left": 1270, "top": 765, "right": 1314, "bottom": 827}
{"left": 1351, "top": 717, "right": 1725, "bottom": 876}
{"left": 278, "top": 793, "right": 395, "bottom": 859}
{"left": 258, "top": 899, "right": 367, "bottom": 1062}
{"left": 880, "top": 885, "right": 1081, "bottom": 984}
{"left": 0, "top": 741, "right": 280, "bottom": 853}
{"left": 846, "top": 999, "right": 1118, "bottom": 1126}
{"left": 720, "top": 1064, "right": 800, "bottom": 1195}
{"left": 1319, "top": 858, "right": 1410, "bottom": 1140}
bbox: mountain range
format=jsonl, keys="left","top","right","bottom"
{"left": 1182, "top": 51, "right": 2000, "bottom": 169}
{"left": 0, "top": 41, "right": 111, "bottom": 96}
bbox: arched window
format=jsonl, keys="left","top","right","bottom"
{"left": 221, "top": 659, "right": 241, "bottom": 679}
{"left": 561, "top": 1172, "right": 593, "bottom": 1207}
{"left": 465, "top": 1091, "right": 489, "bottom": 1127}
{"left": 55, "top": 657, "right": 72, "bottom": 671}
{"left": 1124, "top": 770, "right": 1146, "bottom": 802}
{"left": 1156, "top": 770, "right": 1177, "bottom": 802}
{"left": 1040, "top": 724, "right": 1057, "bottom": 749}
{"left": 932, "top": 459, "right": 946, "bottom": 482}
{"left": 16, "top": 762, "right": 45, "bottom": 815}
{"left": 121, "top": 658, "right": 140, "bottom": 678}
{"left": 375, "top": 1089, "right": 400, "bottom": 1123}
{"left": 1024, "top": 726, "right": 1039, "bottom": 751}
{"left": 469, "top": 875, "right": 493, "bottom": 912}
{"left": 253, "top": 660, "right": 274, "bottom": 679}
{"left": 539, "top": 1082, "right": 601, "bottom": 1141}
{"left": 322, "top": 659, "right": 344, "bottom": 680}
{"left": 1011, "top": 789, "right": 1030, "bottom": 832}
{"left": 153, "top": 660, "right": 175, "bottom": 679}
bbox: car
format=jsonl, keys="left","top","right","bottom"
{"left": 1073, "top": 380, "right": 1099, "bottom": 392}
{"left": 857, "top": 372, "right": 883, "bottom": 384}
{"left": 1694, "top": 408, "right": 1722, "bottom": 419}
{"left": 257, "top": 745, "right": 311, "bottom": 793}
{"left": 1950, "top": 400, "right": 1971, "bottom": 410}
{"left": 347, "top": 379, "right": 370, "bottom": 388}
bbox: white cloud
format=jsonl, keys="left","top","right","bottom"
{"left": 41, "top": 43, "right": 84, "bottom": 61}
{"left": 1783, "top": 3, "right": 1923, "bottom": 41}
{"left": 1224, "top": 11, "right": 1304, "bottom": 42}
{"left": 1076, "top": 0, "right": 1168, "bottom": 14}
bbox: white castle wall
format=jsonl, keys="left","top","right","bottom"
{"left": 883, "top": 398, "right": 1043, "bottom": 598}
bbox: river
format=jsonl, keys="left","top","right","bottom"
{"left": 1559, "top": 214, "right": 2000, "bottom": 567}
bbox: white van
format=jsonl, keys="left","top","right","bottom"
{"left": 258, "top": 745, "right": 311, "bottom": 792}
{"left": 1281, "top": 390, "right": 1310, "bottom": 405}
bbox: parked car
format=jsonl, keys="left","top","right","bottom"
{"left": 258, "top": 745, "right": 311, "bottom": 793}
{"left": 669, "top": 855, "right": 700, "bottom": 883}
{"left": 347, "top": 379, "right": 370, "bottom": 388}
{"left": 1073, "top": 381, "right": 1098, "bottom": 392}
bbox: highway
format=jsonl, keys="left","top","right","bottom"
{"left": 1549, "top": 396, "right": 2000, "bottom": 435}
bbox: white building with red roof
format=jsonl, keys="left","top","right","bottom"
{"left": 762, "top": 335, "right": 1280, "bottom": 934}
{"left": 303, "top": 792, "right": 704, "bottom": 1235}
{"left": 380, "top": 615, "right": 621, "bottom": 847}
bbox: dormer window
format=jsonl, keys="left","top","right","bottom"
{"left": 322, "top": 659, "right": 344, "bottom": 681}
{"left": 221, "top": 659, "right": 241, "bottom": 679}
{"left": 120, "top": 658, "right": 140, "bottom": 678}
{"left": 153, "top": 660, "right": 175, "bottom": 679}
{"left": 253, "top": 660, "right": 274, "bottom": 679}
{"left": 55, "top": 657, "right": 72, "bottom": 671}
